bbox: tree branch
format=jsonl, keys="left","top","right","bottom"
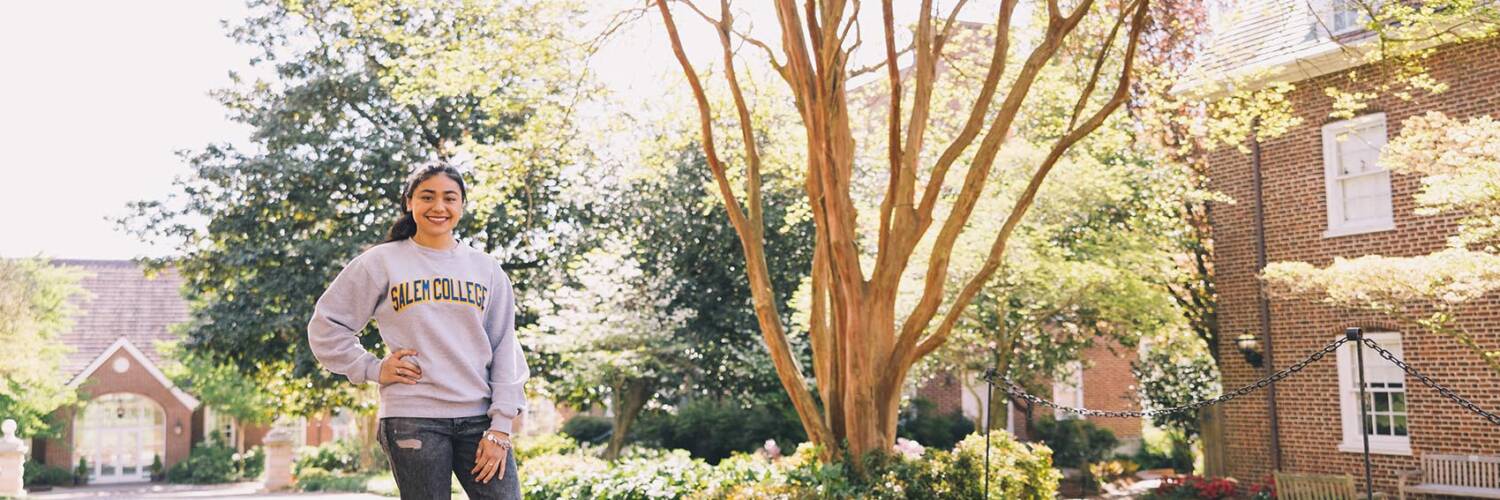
{"left": 655, "top": 0, "right": 833, "bottom": 452}
{"left": 912, "top": 0, "right": 1150, "bottom": 363}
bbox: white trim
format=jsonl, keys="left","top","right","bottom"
{"left": 68, "top": 336, "right": 200, "bottom": 411}
{"left": 1322, "top": 113, "right": 1394, "bottom": 238}
{"left": 1335, "top": 331, "right": 1412, "bottom": 456}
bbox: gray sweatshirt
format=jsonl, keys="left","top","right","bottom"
{"left": 307, "top": 239, "right": 528, "bottom": 433}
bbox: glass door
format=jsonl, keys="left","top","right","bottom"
{"left": 74, "top": 393, "right": 165, "bottom": 484}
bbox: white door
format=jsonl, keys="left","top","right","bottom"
{"left": 74, "top": 393, "right": 165, "bottom": 484}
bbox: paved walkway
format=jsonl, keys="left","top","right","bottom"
{"left": 28, "top": 482, "right": 387, "bottom": 499}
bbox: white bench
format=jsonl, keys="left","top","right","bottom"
{"left": 1398, "top": 454, "right": 1500, "bottom": 499}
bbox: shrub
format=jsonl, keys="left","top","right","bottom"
{"left": 1133, "top": 427, "right": 1195, "bottom": 473}
{"left": 296, "top": 467, "right": 381, "bottom": 492}
{"left": 1144, "top": 475, "right": 1240, "bottom": 500}
{"left": 520, "top": 450, "right": 610, "bottom": 499}
{"left": 295, "top": 438, "right": 361, "bottom": 475}
{"left": 167, "top": 437, "right": 240, "bottom": 484}
{"left": 561, "top": 415, "right": 612, "bottom": 445}
{"left": 896, "top": 398, "right": 975, "bottom": 452}
{"left": 1090, "top": 459, "right": 1141, "bottom": 485}
{"left": 632, "top": 399, "right": 806, "bottom": 463}
{"left": 713, "top": 432, "right": 1060, "bottom": 500}
{"left": 590, "top": 449, "right": 715, "bottom": 498}
{"left": 23, "top": 460, "right": 73, "bottom": 487}
{"left": 239, "top": 446, "right": 266, "bottom": 480}
{"left": 516, "top": 432, "right": 578, "bottom": 463}
{"left": 1032, "top": 416, "right": 1118, "bottom": 469}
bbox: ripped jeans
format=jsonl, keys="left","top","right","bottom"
{"left": 377, "top": 416, "right": 521, "bottom": 500}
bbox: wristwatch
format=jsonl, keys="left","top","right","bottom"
{"left": 484, "top": 432, "right": 512, "bottom": 450}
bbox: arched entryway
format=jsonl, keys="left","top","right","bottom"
{"left": 74, "top": 393, "right": 166, "bottom": 483}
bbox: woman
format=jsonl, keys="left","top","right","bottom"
{"left": 308, "top": 162, "right": 527, "bottom": 499}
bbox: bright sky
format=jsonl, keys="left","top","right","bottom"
{"left": 0, "top": 1, "right": 259, "bottom": 260}
{"left": 0, "top": 1, "right": 988, "bottom": 260}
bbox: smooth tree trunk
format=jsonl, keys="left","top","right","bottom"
{"left": 604, "top": 379, "right": 651, "bottom": 461}
{"left": 655, "top": 0, "right": 1153, "bottom": 466}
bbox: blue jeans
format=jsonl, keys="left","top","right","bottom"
{"left": 377, "top": 416, "right": 520, "bottom": 500}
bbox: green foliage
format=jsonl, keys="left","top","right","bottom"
{"left": 561, "top": 415, "right": 612, "bottom": 445}
{"left": 166, "top": 433, "right": 261, "bottom": 484}
{"left": 240, "top": 447, "right": 266, "bottom": 480}
{"left": 1381, "top": 111, "right": 1500, "bottom": 252}
{"left": 73, "top": 458, "right": 89, "bottom": 485}
{"left": 295, "top": 438, "right": 362, "bottom": 475}
{"left": 896, "top": 398, "right": 974, "bottom": 453}
{"left": 167, "top": 439, "right": 237, "bottom": 484}
{"left": 0, "top": 259, "right": 84, "bottom": 438}
{"left": 521, "top": 431, "right": 1059, "bottom": 499}
{"left": 162, "top": 345, "right": 277, "bottom": 425}
{"left": 633, "top": 398, "right": 806, "bottom": 464}
{"left": 1134, "top": 335, "right": 1221, "bottom": 438}
{"left": 1031, "top": 417, "right": 1118, "bottom": 469}
{"left": 296, "top": 467, "right": 382, "bottom": 493}
{"left": 516, "top": 432, "right": 578, "bottom": 463}
{"left": 1133, "top": 427, "right": 1195, "bottom": 473}
{"left": 22, "top": 460, "right": 73, "bottom": 487}
{"left": 119, "top": 0, "right": 599, "bottom": 414}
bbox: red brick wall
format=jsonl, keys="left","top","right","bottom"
{"left": 915, "top": 372, "right": 967, "bottom": 416}
{"left": 40, "top": 347, "right": 196, "bottom": 470}
{"left": 1077, "top": 338, "right": 1142, "bottom": 440}
{"left": 1208, "top": 37, "right": 1500, "bottom": 495}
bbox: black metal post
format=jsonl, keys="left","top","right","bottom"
{"left": 984, "top": 369, "right": 994, "bottom": 500}
{"left": 1347, "top": 327, "right": 1375, "bottom": 500}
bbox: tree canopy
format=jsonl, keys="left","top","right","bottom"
{"left": 121, "top": 0, "right": 599, "bottom": 414}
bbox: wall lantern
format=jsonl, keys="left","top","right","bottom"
{"left": 1235, "top": 332, "right": 1265, "bottom": 368}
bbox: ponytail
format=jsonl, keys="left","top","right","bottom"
{"left": 382, "top": 161, "right": 468, "bottom": 244}
{"left": 384, "top": 211, "right": 419, "bottom": 243}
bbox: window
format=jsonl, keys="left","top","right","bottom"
{"left": 1323, "top": 113, "right": 1393, "bottom": 237}
{"left": 1336, "top": 331, "right": 1410, "bottom": 455}
{"left": 1328, "top": 0, "right": 1364, "bottom": 35}
{"left": 203, "top": 407, "right": 238, "bottom": 449}
{"left": 1052, "top": 361, "right": 1085, "bottom": 420}
{"left": 1310, "top": 0, "right": 1367, "bottom": 37}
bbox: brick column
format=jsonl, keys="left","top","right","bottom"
{"left": 260, "top": 427, "right": 295, "bottom": 492}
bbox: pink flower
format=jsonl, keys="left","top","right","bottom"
{"left": 893, "top": 437, "right": 925, "bottom": 459}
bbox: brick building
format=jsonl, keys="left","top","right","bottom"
{"left": 1198, "top": 2, "right": 1500, "bottom": 494}
{"left": 915, "top": 337, "right": 1142, "bottom": 446}
{"left": 33, "top": 260, "right": 348, "bottom": 483}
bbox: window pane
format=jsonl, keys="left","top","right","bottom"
{"left": 1376, "top": 415, "right": 1391, "bottom": 435}
{"left": 1393, "top": 415, "right": 1408, "bottom": 436}
{"left": 1374, "top": 393, "right": 1389, "bottom": 412}
{"left": 1392, "top": 393, "right": 1406, "bottom": 412}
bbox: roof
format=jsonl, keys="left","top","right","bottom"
{"left": 50, "top": 259, "right": 189, "bottom": 377}
{"left": 1185, "top": 1, "right": 1375, "bottom": 96}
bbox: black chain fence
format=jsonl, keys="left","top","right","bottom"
{"left": 982, "top": 336, "right": 1500, "bottom": 426}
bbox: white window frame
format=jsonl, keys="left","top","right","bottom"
{"left": 1053, "top": 361, "right": 1085, "bottom": 420}
{"left": 1322, "top": 113, "right": 1394, "bottom": 237}
{"left": 1310, "top": 0, "right": 1368, "bottom": 38}
{"left": 202, "top": 407, "right": 239, "bottom": 449}
{"left": 1335, "top": 331, "right": 1412, "bottom": 455}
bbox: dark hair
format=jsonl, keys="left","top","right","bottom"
{"left": 383, "top": 162, "right": 468, "bottom": 243}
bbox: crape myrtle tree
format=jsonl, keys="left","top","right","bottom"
{"left": 652, "top": 0, "right": 1157, "bottom": 463}
{"left": 864, "top": 14, "right": 1193, "bottom": 436}
{"left": 121, "top": 0, "right": 599, "bottom": 416}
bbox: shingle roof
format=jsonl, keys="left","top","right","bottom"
{"left": 1187, "top": 1, "right": 1374, "bottom": 94}
{"left": 51, "top": 259, "right": 189, "bottom": 377}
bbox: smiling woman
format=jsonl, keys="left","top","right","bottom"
{"left": 309, "top": 162, "right": 529, "bottom": 500}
